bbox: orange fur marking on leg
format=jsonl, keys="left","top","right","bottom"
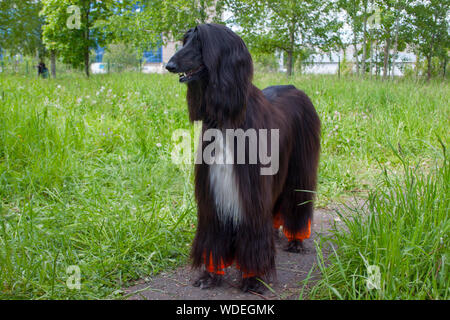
{"left": 273, "top": 212, "right": 283, "bottom": 229}
{"left": 283, "top": 219, "right": 311, "bottom": 242}
{"left": 203, "top": 252, "right": 232, "bottom": 275}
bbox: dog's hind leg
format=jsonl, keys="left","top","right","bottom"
{"left": 277, "top": 92, "right": 320, "bottom": 253}
{"left": 277, "top": 188, "right": 314, "bottom": 254}
{"left": 277, "top": 147, "right": 319, "bottom": 253}
{"left": 283, "top": 219, "right": 311, "bottom": 253}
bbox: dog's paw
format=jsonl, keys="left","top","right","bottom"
{"left": 193, "top": 271, "right": 222, "bottom": 289}
{"left": 285, "top": 240, "right": 310, "bottom": 254}
{"left": 240, "top": 277, "right": 266, "bottom": 294}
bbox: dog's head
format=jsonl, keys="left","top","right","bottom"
{"left": 165, "top": 27, "right": 205, "bottom": 83}
{"left": 166, "top": 24, "right": 253, "bottom": 125}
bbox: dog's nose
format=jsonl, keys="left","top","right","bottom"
{"left": 165, "top": 61, "right": 177, "bottom": 72}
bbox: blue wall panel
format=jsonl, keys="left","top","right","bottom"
{"left": 143, "top": 46, "right": 163, "bottom": 63}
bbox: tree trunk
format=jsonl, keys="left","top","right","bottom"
{"left": 298, "top": 58, "right": 302, "bottom": 75}
{"left": 286, "top": 29, "right": 295, "bottom": 77}
{"left": 442, "top": 56, "right": 447, "bottom": 78}
{"left": 35, "top": 49, "right": 40, "bottom": 78}
{"left": 200, "top": 0, "right": 207, "bottom": 23}
{"left": 369, "top": 38, "right": 374, "bottom": 78}
{"left": 361, "top": 3, "right": 368, "bottom": 76}
{"left": 84, "top": 47, "right": 90, "bottom": 77}
{"left": 415, "top": 50, "right": 420, "bottom": 79}
{"left": 50, "top": 50, "right": 56, "bottom": 78}
{"left": 84, "top": 7, "right": 90, "bottom": 78}
{"left": 362, "top": 34, "right": 367, "bottom": 75}
{"left": 383, "top": 38, "right": 391, "bottom": 79}
{"left": 427, "top": 55, "right": 432, "bottom": 81}
{"left": 375, "top": 43, "right": 379, "bottom": 77}
{"left": 287, "top": 49, "right": 293, "bottom": 77}
{"left": 353, "top": 35, "right": 359, "bottom": 75}
{"left": 392, "top": 23, "right": 399, "bottom": 79}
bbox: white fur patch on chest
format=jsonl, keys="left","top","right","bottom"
{"left": 208, "top": 139, "right": 242, "bottom": 225}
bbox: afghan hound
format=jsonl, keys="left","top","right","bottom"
{"left": 166, "top": 23, "right": 320, "bottom": 293}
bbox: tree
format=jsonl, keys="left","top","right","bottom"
{"left": 338, "top": 0, "right": 364, "bottom": 75}
{"left": 0, "top": 0, "right": 44, "bottom": 57}
{"left": 375, "top": 0, "right": 410, "bottom": 79}
{"left": 100, "top": 0, "right": 225, "bottom": 54}
{"left": 226, "top": 0, "right": 340, "bottom": 76}
{"left": 406, "top": 0, "right": 449, "bottom": 80}
{"left": 41, "top": 0, "right": 120, "bottom": 77}
{"left": 367, "top": 6, "right": 381, "bottom": 76}
{"left": 360, "top": 0, "right": 377, "bottom": 76}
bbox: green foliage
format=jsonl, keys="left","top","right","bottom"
{"left": 226, "top": 0, "right": 341, "bottom": 75}
{"left": 406, "top": 0, "right": 449, "bottom": 79}
{"left": 0, "top": 0, "right": 44, "bottom": 56}
{"left": 251, "top": 51, "right": 280, "bottom": 73}
{"left": 102, "top": 43, "right": 140, "bottom": 72}
{"left": 401, "top": 63, "right": 416, "bottom": 79}
{"left": 40, "top": 0, "right": 121, "bottom": 75}
{"left": 413, "top": 56, "right": 449, "bottom": 79}
{"left": 339, "top": 56, "right": 354, "bottom": 76}
{"left": 3, "top": 0, "right": 448, "bottom": 80}
{"left": 337, "top": 0, "right": 364, "bottom": 34}
{"left": 101, "top": 0, "right": 225, "bottom": 53}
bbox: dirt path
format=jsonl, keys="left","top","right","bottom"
{"left": 125, "top": 208, "right": 336, "bottom": 300}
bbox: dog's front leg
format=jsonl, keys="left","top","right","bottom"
{"left": 193, "top": 270, "right": 223, "bottom": 289}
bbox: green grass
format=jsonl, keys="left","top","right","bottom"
{"left": 308, "top": 145, "right": 449, "bottom": 299}
{"left": 0, "top": 73, "right": 196, "bottom": 299}
{"left": 0, "top": 72, "right": 448, "bottom": 299}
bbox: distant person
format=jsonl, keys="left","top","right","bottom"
{"left": 37, "top": 62, "right": 49, "bottom": 79}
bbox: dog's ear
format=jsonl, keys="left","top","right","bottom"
{"left": 197, "top": 24, "right": 253, "bottom": 126}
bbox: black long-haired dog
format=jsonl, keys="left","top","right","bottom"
{"left": 166, "top": 23, "right": 320, "bottom": 293}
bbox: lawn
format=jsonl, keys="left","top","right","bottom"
{"left": 0, "top": 72, "right": 448, "bottom": 299}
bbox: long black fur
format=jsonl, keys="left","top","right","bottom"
{"left": 166, "top": 24, "right": 321, "bottom": 291}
